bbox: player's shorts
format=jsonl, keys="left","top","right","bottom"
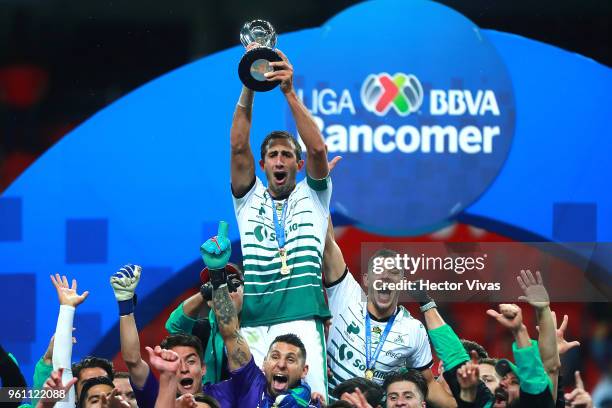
{"left": 240, "top": 318, "right": 328, "bottom": 401}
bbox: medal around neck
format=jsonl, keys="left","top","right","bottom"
{"left": 238, "top": 20, "right": 282, "bottom": 92}
{"left": 364, "top": 369, "right": 374, "bottom": 380}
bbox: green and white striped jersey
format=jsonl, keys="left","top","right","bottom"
{"left": 233, "top": 175, "right": 332, "bottom": 327}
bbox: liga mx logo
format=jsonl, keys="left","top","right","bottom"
{"left": 361, "top": 73, "right": 424, "bottom": 116}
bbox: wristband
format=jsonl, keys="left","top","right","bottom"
{"left": 237, "top": 90, "right": 254, "bottom": 109}
{"left": 420, "top": 301, "right": 437, "bottom": 313}
{"left": 417, "top": 291, "right": 434, "bottom": 306}
{"left": 209, "top": 268, "right": 227, "bottom": 290}
{"left": 118, "top": 295, "right": 137, "bottom": 316}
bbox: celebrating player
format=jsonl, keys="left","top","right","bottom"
{"left": 229, "top": 45, "right": 332, "bottom": 398}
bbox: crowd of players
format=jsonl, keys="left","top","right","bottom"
{"left": 0, "top": 48, "right": 603, "bottom": 408}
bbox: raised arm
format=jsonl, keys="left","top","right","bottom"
{"left": 50, "top": 274, "right": 88, "bottom": 408}
{"left": 418, "top": 293, "right": 478, "bottom": 408}
{"left": 201, "top": 221, "right": 251, "bottom": 371}
{"left": 488, "top": 304, "right": 554, "bottom": 406}
{"left": 165, "top": 291, "right": 207, "bottom": 335}
{"left": 110, "top": 264, "right": 150, "bottom": 388}
{"left": 564, "top": 371, "right": 593, "bottom": 408}
{"left": 230, "top": 85, "right": 256, "bottom": 197}
{"left": 456, "top": 351, "right": 483, "bottom": 404}
{"left": 145, "top": 346, "right": 181, "bottom": 408}
{"left": 323, "top": 216, "right": 347, "bottom": 286}
{"left": 517, "top": 270, "right": 560, "bottom": 398}
{"left": 487, "top": 303, "right": 532, "bottom": 348}
{"left": 268, "top": 50, "right": 328, "bottom": 179}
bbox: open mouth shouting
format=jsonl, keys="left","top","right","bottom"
{"left": 375, "top": 287, "right": 393, "bottom": 303}
{"left": 493, "top": 387, "right": 508, "bottom": 407}
{"left": 179, "top": 377, "right": 195, "bottom": 392}
{"left": 271, "top": 373, "right": 289, "bottom": 393}
{"left": 273, "top": 171, "right": 288, "bottom": 186}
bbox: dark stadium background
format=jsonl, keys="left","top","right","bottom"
{"left": 0, "top": 0, "right": 610, "bottom": 396}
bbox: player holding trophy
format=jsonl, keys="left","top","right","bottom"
{"left": 229, "top": 20, "right": 332, "bottom": 400}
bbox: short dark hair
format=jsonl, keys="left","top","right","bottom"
{"left": 78, "top": 376, "right": 114, "bottom": 408}
{"left": 268, "top": 333, "right": 307, "bottom": 363}
{"left": 479, "top": 357, "right": 498, "bottom": 367}
{"left": 193, "top": 393, "right": 221, "bottom": 408}
{"left": 461, "top": 339, "right": 489, "bottom": 360}
{"left": 260, "top": 130, "right": 302, "bottom": 161}
{"left": 72, "top": 356, "right": 114, "bottom": 382}
{"left": 160, "top": 333, "right": 204, "bottom": 362}
{"left": 332, "top": 377, "right": 384, "bottom": 406}
{"left": 383, "top": 369, "right": 428, "bottom": 402}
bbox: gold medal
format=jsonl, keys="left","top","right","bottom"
{"left": 364, "top": 369, "right": 374, "bottom": 380}
{"left": 279, "top": 248, "right": 290, "bottom": 275}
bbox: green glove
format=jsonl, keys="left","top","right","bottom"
{"left": 200, "top": 221, "right": 231, "bottom": 270}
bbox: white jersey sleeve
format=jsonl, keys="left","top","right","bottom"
{"left": 326, "top": 269, "right": 364, "bottom": 316}
{"left": 232, "top": 176, "right": 262, "bottom": 217}
{"left": 305, "top": 175, "right": 332, "bottom": 217}
{"left": 405, "top": 317, "right": 434, "bottom": 370}
{"left": 53, "top": 305, "right": 76, "bottom": 408}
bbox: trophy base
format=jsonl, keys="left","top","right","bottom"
{"left": 238, "top": 47, "right": 283, "bottom": 92}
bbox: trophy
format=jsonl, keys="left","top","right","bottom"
{"left": 238, "top": 20, "right": 282, "bottom": 92}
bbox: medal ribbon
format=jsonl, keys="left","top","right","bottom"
{"left": 269, "top": 195, "right": 288, "bottom": 250}
{"left": 365, "top": 309, "right": 397, "bottom": 372}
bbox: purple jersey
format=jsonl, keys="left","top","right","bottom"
{"left": 230, "top": 357, "right": 321, "bottom": 408}
{"left": 130, "top": 369, "right": 158, "bottom": 408}
{"left": 229, "top": 356, "right": 267, "bottom": 407}
{"left": 130, "top": 368, "right": 235, "bottom": 408}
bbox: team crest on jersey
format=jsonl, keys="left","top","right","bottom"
{"left": 372, "top": 326, "right": 382, "bottom": 335}
{"left": 347, "top": 322, "right": 360, "bottom": 335}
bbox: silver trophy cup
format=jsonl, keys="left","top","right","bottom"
{"left": 238, "top": 20, "right": 282, "bottom": 92}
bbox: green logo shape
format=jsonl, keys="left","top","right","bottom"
{"left": 254, "top": 225, "right": 265, "bottom": 242}
{"left": 347, "top": 322, "right": 360, "bottom": 335}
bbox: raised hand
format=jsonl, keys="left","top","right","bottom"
{"left": 100, "top": 388, "right": 130, "bottom": 408}
{"left": 175, "top": 393, "right": 198, "bottom": 408}
{"left": 564, "top": 371, "right": 593, "bottom": 408}
{"left": 487, "top": 304, "right": 524, "bottom": 333}
{"left": 266, "top": 49, "right": 293, "bottom": 93}
{"left": 145, "top": 345, "right": 180, "bottom": 374}
{"left": 457, "top": 351, "right": 480, "bottom": 402}
{"left": 537, "top": 311, "right": 581, "bottom": 355}
{"left": 517, "top": 270, "right": 549, "bottom": 309}
{"left": 340, "top": 387, "right": 374, "bottom": 408}
{"left": 110, "top": 264, "right": 142, "bottom": 302}
{"left": 200, "top": 221, "right": 231, "bottom": 270}
{"left": 50, "top": 274, "right": 89, "bottom": 307}
{"left": 39, "top": 368, "right": 77, "bottom": 406}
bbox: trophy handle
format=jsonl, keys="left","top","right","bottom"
{"left": 238, "top": 47, "right": 283, "bottom": 92}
